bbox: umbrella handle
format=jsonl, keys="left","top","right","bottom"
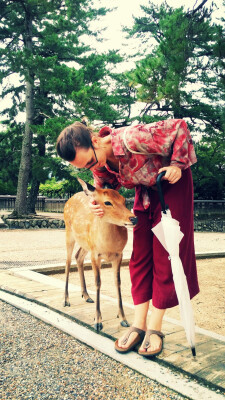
{"left": 156, "top": 171, "right": 168, "bottom": 214}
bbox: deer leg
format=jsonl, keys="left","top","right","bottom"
{"left": 64, "top": 229, "right": 75, "bottom": 307}
{"left": 75, "top": 247, "right": 94, "bottom": 303}
{"left": 91, "top": 256, "right": 102, "bottom": 331}
{"left": 112, "top": 254, "right": 129, "bottom": 327}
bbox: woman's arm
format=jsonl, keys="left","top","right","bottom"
{"left": 158, "top": 120, "right": 197, "bottom": 184}
{"left": 92, "top": 167, "right": 121, "bottom": 191}
{"left": 90, "top": 167, "right": 120, "bottom": 217}
{"left": 124, "top": 119, "right": 197, "bottom": 171}
{"left": 169, "top": 120, "right": 197, "bottom": 169}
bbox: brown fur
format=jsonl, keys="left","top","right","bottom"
{"left": 63, "top": 179, "right": 137, "bottom": 330}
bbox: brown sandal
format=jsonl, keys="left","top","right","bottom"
{"left": 115, "top": 327, "right": 145, "bottom": 354}
{"left": 138, "top": 329, "right": 165, "bottom": 357}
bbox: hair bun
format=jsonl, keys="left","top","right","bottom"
{"left": 81, "top": 117, "right": 88, "bottom": 126}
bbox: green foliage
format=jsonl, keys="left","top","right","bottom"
{"left": 39, "top": 177, "right": 78, "bottom": 198}
{"left": 192, "top": 129, "right": 225, "bottom": 199}
{"left": 119, "top": 187, "right": 135, "bottom": 199}
{"left": 0, "top": 0, "right": 130, "bottom": 127}
{"left": 0, "top": 125, "right": 23, "bottom": 194}
{"left": 0, "top": 0, "right": 135, "bottom": 212}
{"left": 127, "top": 2, "right": 223, "bottom": 119}
{"left": 39, "top": 172, "right": 136, "bottom": 200}
{"left": 38, "top": 167, "right": 93, "bottom": 198}
{"left": 126, "top": 1, "right": 225, "bottom": 199}
{"left": 1, "top": 0, "right": 224, "bottom": 204}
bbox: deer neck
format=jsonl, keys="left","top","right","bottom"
{"left": 94, "top": 217, "right": 124, "bottom": 234}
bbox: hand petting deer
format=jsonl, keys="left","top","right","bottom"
{"left": 63, "top": 178, "right": 137, "bottom": 331}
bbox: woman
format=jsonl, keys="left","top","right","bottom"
{"left": 56, "top": 119, "right": 199, "bottom": 357}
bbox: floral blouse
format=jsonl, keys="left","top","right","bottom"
{"left": 93, "top": 119, "right": 197, "bottom": 209}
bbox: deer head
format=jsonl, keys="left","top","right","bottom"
{"left": 77, "top": 178, "right": 137, "bottom": 227}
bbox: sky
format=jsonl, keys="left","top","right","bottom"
{"left": 0, "top": 0, "right": 224, "bottom": 125}
{"left": 92, "top": 0, "right": 224, "bottom": 56}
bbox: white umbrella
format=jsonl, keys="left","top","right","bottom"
{"left": 152, "top": 172, "right": 196, "bottom": 356}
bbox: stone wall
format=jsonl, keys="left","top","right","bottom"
{"left": 1, "top": 214, "right": 224, "bottom": 232}
{"left": 194, "top": 219, "right": 225, "bottom": 232}
{"left": 1, "top": 215, "right": 65, "bottom": 229}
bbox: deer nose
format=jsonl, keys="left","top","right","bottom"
{"left": 129, "top": 216, "right": 138, "bottom": 225}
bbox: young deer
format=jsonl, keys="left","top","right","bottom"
{"left": 63, "top": 178, "right": 137, "bottom": 331}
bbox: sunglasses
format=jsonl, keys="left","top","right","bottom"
{"left": 86, "top": 145, "right": 98, "bottom": 170}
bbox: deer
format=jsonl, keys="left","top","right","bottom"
{"left": 63, "top": 178, "right": 138, "bottom": 331}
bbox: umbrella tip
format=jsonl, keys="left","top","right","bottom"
{"left": 191, "top": 347, "right": 196, "bottom": 357}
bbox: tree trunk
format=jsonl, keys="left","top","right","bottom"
{"left": 27, "top": 125, "right": 46, "bottom": 214}
{"left": 172, "top": 87, "right": 184, "bottom": 119}
{"left": 27, "top": 179, "right": 40, "bottom": 214}
{"left": 14, "top": 11, "right": 34, "bottom": 217}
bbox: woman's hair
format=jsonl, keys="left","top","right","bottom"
{"left": 56, "top": 121, "right": 93, "bottom": 161}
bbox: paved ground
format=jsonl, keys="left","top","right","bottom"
{"left": 0, "top": 211, "right": 225, "bottom": 269}
{"left": 0, "top": 226, "right": 225, "bottom": 269}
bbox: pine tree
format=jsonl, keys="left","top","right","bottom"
{"left": 0, "top": 0, "right": 131, "bottom": 215}
{"left": 0, "top": 126, "right": 22, "bottom": 194}
{"left": 125, "top": 0, "right": 225, "bottom": 198}
{"left": 126, "top": 1, "right": 223, "bottom": 121}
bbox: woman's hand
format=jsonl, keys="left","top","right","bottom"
{"left": 158, "top": 166, "right": 182, "bottom": 184}
{"left": 89, "top": 199, "right": 104, "bottom": 217}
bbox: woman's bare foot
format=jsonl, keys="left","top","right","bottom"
{"left": 117, "top": 326, "right": 147, "bottom": 350}
{"left": 138, "top": 306, "right": 166, "bottom": 355}
{"left": 117, "top": 301, "right": 149, "bottom": 350}
{"left": 139, "top": 333, "right": 162, "bottom": 353}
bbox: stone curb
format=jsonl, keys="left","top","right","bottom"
{"left": 15, "top": 251, "right": 224, "bottom": 275}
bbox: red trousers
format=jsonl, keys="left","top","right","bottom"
{"left": 129, "top": 168, "right": 200, "bottom": 309}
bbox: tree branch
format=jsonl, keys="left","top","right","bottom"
{"left": 191, "top": 0, "right": 209, "bottom": 15}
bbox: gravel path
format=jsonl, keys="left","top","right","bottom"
{"left": 0, "top": 301, "right": 188, "bottom": 400}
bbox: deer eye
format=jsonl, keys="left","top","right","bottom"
{"left": 104, "top": 201, "right": 112, "bottom": 206}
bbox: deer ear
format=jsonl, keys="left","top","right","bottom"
{"left": 77, "top": 178, "right": 95, "bottom": 196}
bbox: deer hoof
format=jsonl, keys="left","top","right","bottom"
{"left": 94, "top": 322, "right": 103, "bottom": 331}
{"left": 64, "top": 300, "right": 70, "bottom": 307}
{"left": 120, "top": 320, "right": 129, "bottom": 327}
{"left": 86, "top": 297, "right": 94, "bottom": 303}
{"left": 82, "top": 294, "right": 94, "bottom": 303}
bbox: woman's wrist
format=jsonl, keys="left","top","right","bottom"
{"left": 158, "top": 166, "right": 182, "bottom": 184}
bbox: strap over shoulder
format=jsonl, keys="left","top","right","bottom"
{"left": 123, "top": 127, "right": 144, "bottom": 154}
{"left": 122, "top": 123, "right": 170, "bottom": 156}
{"left": 122, "top": 120, "right": 197, "bottom": 168}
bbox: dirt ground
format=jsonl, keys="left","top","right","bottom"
{"left": 54, "top": 257, "right": 225, "bottom": 336}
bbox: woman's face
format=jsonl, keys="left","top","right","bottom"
{"left": 69, "top": 144, "right": 107, "bottom": 171}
